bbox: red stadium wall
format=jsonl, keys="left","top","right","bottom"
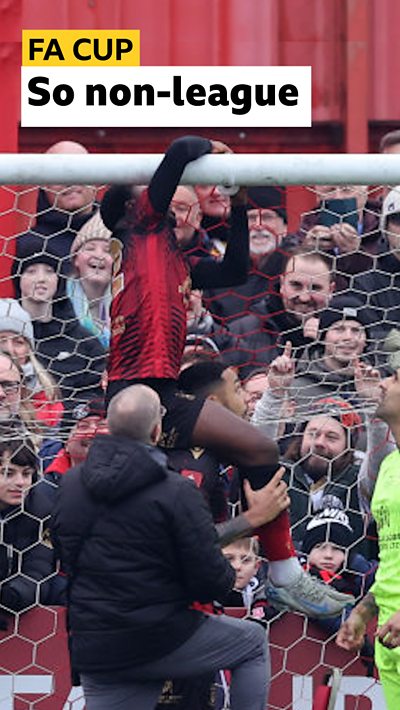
{"left": 0, "top": 0, "right": 396, "bottom": 149}
{"left": 15, "top": 0, "right": 399, "bottom": 147}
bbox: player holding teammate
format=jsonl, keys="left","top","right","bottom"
{"left": 101, "top": 135, "right": 352, "bottom": 617}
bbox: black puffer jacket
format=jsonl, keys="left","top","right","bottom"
{"left": 51, "top": 435, "right": 235, "bottom": 673}
{"left": 16, "top": 189, "right": 97, "bottom": 267}
{"left": 32, "top": 298, "right": 105, "bottom": 403}
{"left": 0, "top": 480, "right": 58, "bottom": 612}
{"left": 353, "top": 251, "right": 400, "bottom": 340}
{"left": 216, "top": 294, "right": 314, "bottom": 377}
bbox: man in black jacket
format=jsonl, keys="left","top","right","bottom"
{"left": 16, "top": 141, "right": 97, "bottom": 267}
{"left": 51, "top": 384, "right": 274, "bottom": 710}
{"left": 353, "top": 186, "right": 400, "bottom": 369}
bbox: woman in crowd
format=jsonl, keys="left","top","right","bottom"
{"left": 0, "top": 299, "right": 63, "bottom": 430}
{"left": 13, "top": 244, "right": 106, "bottom": 409}
{"left": 0, "top": 348, "right": 44, "bottom": 446}
{"left": 67, "top": 212, "right": 112, "bottom": 348}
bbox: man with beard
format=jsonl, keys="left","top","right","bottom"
{"left": 204, "top": 187, "right": 290, "bottom": 322}
{"left": 170, "top": 360, "right": 248, "bottom": 524}
{"left": 282, "top": 398, "right": 367, "bottom": 555}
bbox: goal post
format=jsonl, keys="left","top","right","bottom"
{"left": 1, "top": 152, "right": 400, "bottom": 185}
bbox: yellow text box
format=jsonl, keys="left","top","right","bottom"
{"left": 22, "top": 30, "right": 140, "bottom": 66}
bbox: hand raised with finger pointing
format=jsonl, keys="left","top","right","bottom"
{"left": 267, "top": 341, "right": 295, "bottom": 396}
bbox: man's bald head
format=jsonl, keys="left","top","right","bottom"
{"left": 44, "top": 141, "right": 95, "bottom": 213}
{"left": 45, "top": 141, "right": 89, "bottom": 156}
{"left": 107, "top": 385, "right": 162, "bottom": 445}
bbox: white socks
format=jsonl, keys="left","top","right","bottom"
{"left": 268, "top": 557, "right": 302, "bottom": 587}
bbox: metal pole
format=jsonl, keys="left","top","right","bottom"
{"left": 2, "top": 153, "right": 400, "bottom": 185}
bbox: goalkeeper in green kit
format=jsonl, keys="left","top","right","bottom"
{"left": 337, "top": 368, "right": 400, "bottom": 709}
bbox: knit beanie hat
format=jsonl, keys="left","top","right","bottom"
{"left": 247, "top": 187, "right": 287, "bottom": 223}
{"left": 15, "top": 236, "right": 61, "bottom": 274}
{"left": 302, "top": 501, "right": 354, "bottom": 555}
{"left": 70, "top": 211, "right": 111, "bottom": 256}
{"left": 13, "top": 241, "right": 65, "bottom": 300}
{"left": 318, "top": 295, "right": 373, "bottom": 342}
{"left": 0, "top": 299, "right": 34, "bottom": 348}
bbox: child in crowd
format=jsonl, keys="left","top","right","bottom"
{"left": 302, "top": 505, "right": 361, "bottom": 598}
{"left": 0, "top": 435, "right": 65, "bottom": 626}
{"left": 67, "top": 212, "right": 113, "bottom": 348}
{"left": 300, "top": 502, "right": 376, "bottom": 671}
{"left": 13, "top": 245, "right": 106, "bottom": 407}
{"left": 212, "top": 538, "right": 270, "bottom": 709}
{"left": 222, "top": 537, "right": 269, "bottom": 624}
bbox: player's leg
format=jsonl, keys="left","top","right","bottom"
{"left": 191, "top": 397, "right": 279, "bottom": 465}
{"left": 191, "top": 399, "right": 296, "bottom": 566}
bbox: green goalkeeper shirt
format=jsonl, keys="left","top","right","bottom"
{"left": 370, "top": 448, "right": 400, "bottom": 625}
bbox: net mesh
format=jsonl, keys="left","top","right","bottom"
{"left": 0, "top": 179, "right": 393, "bottom": 708}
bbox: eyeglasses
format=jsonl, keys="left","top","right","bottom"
{"left": 0, "top": 381, "right": 21, "bottom": 394}
{"left": 160, "top": 405, "right": 167, "bottom": 419}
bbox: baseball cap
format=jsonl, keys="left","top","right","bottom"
{"left": 380, "top": 186, "right": 400, "bottom": 231}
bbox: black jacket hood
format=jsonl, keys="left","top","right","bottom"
{"left": 81, "top": 435, "right": 168, "bottom": 502}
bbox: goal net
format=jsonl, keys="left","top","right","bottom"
{"left": 0, "top": 157, "right": 394, "bottom": 709}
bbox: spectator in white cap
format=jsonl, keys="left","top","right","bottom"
{"left": 0, "top": 299, "right": 63, "bottom": 429}
{"left": 67, "top": 212, "right": 113, "bottom": 348}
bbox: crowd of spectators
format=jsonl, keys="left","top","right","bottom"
{"left": 2, "top": 130, "right": 400, "bottom": 705}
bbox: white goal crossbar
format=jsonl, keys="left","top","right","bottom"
{"left": 1, "top": 153, "right": 400, "bottom": 185}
